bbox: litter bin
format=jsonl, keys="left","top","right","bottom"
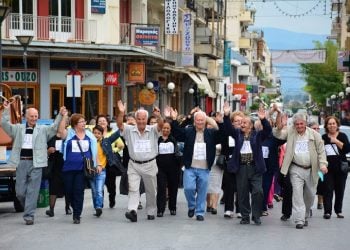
{"left": 37, "top": 179, "right": 49, "bottom": 208}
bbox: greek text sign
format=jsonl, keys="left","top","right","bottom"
{"left": 165, "top": 0, "right": 178, "bottom": 34}
{"left": 1, "top": 70, "right": 37, "bottom": 83}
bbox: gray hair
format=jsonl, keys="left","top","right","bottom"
{"left": 308, "top": 120, "right": 319, "bottom": 127}
{"left": 193, "top": 111, "right": 207, "bottom": 120}
{"left": 135, "top": 109, "right": 149, "bottom": 120}
{"left": 292, "top": 113, "right": 307, "bottom": 124}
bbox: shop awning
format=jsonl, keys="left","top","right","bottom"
{"left": 231, "top": 51, "right": 249, "bottom": 65}
{"left": 197, "top": 73, "right": 216, "bottom": 98}
{"left": 187, "top": 72, "right": 205, "bottom": 89}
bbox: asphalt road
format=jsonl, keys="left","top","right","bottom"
{"left": 1, "top": 176, "right": 349, "bottom": 250}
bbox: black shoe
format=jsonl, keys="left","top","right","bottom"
{"left": 253, "top": 217, "right": 261, "bottom": 225}
{"left": 65, "top": 206, "right": 72, "bottom": 215}
{"left": 240, "top": 218, "right": 250, "bottom": 225}
{"left": 73, "top": 218, "right": 80, "bottom": 224}
{"left": 220, "top": 198, "right": 225, "bottom": 204}
{"left": 280, "top": 215, "right": 290, "bottom": 221}
{"left": 137, "top": 202, "right": 143, "bottom": 210}
{"left": 309, "top": 209, "right": 312, "bottom": 217}
{"left": 109, "top": 200, "right": 115, "bottom": 208}
{"left": 296, "top": 224, "right": 304, "bottom": 229}
{"left": 46, "top": 209, "right": 54, "bottom": 217}
{"left": 304, "top": 220, "right": 308, "bottom": 227}
{"left": 196, "top": 215, "right": 204, "bottom": 221}
{"left": 170, "top": 210, "right": 176, "bottom": 216}
{"left": 323, "top": 213, "right": 331, "bottom": 219}
{"left": 337, "top": 213, "right": 344, "bottom": 218}
{"left": 317, "top": 203, "right": 323, "bottom": 210}
{"left": 25, "top": 219, "right": 34, "bottom": 225}
{"left": 206, "top": 207, "right": 213, "bottom": 212}
{"left": 188, "top": 209, "right": 195, "bottom": 218}
{"left": 125, "top": 210, "right": 137, "bottom": 222}
{"left": 147, "top": 215, "right": 155, "bottom": 220}
{"left": 211, "top": 208, "right": 217, "bottom": 215}
{"left": 94, "top": 208, "right": 102, "bottom": 217}
{"left": 157, "top": 212, "right": 164, "bottom": 217}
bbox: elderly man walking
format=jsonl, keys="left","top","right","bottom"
{"left": 117, "top": 100, "right": 163, "bottom": 222}
{"left": 170, "top": 107, "right": 220, "bottom": 221}
{"left": 1, "top": 104, "right": 66, "bottom": 225}
{"left": 273, "top": 110, "right": 328, "bottom": 229}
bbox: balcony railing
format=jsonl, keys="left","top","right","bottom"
{"left": 3, "top": 14, "right": 97, "bottom": 43}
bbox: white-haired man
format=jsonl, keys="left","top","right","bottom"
{"left": 274, "top": 110, "right": 328, "bottom": 229}
{"left": 116, "top": 100, "right": 163, "bottom": 222}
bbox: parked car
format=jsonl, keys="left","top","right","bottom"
{"left": 319, "top": 125, "right": 350, "bottom": 163}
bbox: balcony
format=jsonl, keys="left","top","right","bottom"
{"left": 240, "top": 10, "right": 254, "bottom": 25}
{"left": 332, "top": 0, "right": 343, "bottom": 11}
{"left": 3, "top": 14, "right": 97, "bottom": 43}
{"left": 239, "top": 37, "right": 251, "bottom": 49}
{"left": 194, "top": 27, "right": 223, "bottom": 58}
{"left": 119, "top": 23, "right": 162, "bottom": 54}
{"left": 195, "top": 2, "right": 206, "bottom": 25}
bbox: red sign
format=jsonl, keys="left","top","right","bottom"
{"left": 240, "top": 95, "right": 247, "bottom": 104}
{"left": 232, "top": 83, "right": 247, "bottom": 95}
{"left": 104, "top": 72, "right": 119, "bottom": 86}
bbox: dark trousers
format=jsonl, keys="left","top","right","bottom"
{"left": 223, "top": 170, "right": 239, "bottom": 213}
{"left": 105, "top": 166, "right": 122, "bottom": 202}
{"left": 157, "top": 167, "right": 180, "bottom": 212}
{"left": 262, "top": 171, "right": 274, "bottom": 211}
{"left": 279, "top": 173, "right": 292, "bottom": 217}
{"left": 323, "top": 167, "right": 348, "bottom": 215}
{"left": 236, "top": 164, "right": 263, "bottom": 219}
{"left": 62, "top": 170, "right": 85, "bottom": 219}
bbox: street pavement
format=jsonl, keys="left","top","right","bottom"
{"left": 1, "top": 176, "right": 349, "bottom": 250}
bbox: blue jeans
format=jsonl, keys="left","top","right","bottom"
{"left": 90, "top": 169, "right": 106, "bottom": 209}
{"left": 183, "top": 167, "right": 209, "bottom": 216}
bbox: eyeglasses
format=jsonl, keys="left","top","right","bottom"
{"left": 78, "top": 120, "right": 86, "bottom": 124}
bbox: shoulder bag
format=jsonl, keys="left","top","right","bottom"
{"left": 215, "top": 155, "right": 226, "bottom": 170}
{"left": 330, "top": 143, "right": 349, "bottom": 174}
{"left": 77, "top": 140, "right": 96, "bottom": 179}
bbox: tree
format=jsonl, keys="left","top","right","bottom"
{"left": 300, "top": 40, "right": 343, "bottom": 107}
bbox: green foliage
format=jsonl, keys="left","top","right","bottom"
{"left": 250, "top": 103, "right": 259, "bottom": 111}
{"left": 300, "top": 40, "right": 343, "bottom": 107}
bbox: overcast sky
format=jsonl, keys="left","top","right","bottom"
{"left": 250, "top": 1, "right": 332, "bottom": 35}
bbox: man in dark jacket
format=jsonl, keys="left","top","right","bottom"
{"left": 222, "top": 102, "right": 271, "bottom": 225}
{"left": 171, "top": 108, "right": 220, "bottom": 221}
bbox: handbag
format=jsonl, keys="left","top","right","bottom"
{"left": 330, "top": 143, "right": 350, "bottom": 174}
{"left": 42, "top": 159, "right": 54, "bottom": 180}
{"left": 77, "top": 140, "right": 96, "bottom": 179}
{"left": 215, "top": 155, "right": 226, "bottom": 170}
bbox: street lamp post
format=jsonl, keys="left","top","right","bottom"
{"left": 16, "top": 35, "right": 33, "bottom": 111}
{"left": 167, "top": 82, "right": 175, "bottom": 106}
{"left": 189, "top": 84, "right": 199, "bottom": 107}
{"left": 330, "top": 94, "right": 336, "bottom": 116}
{"left": 0, "top": 5, "right": 11, "bottom": 95}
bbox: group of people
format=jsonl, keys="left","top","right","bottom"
{"left": 1, "top": 100, "right": 348, "bottom": 230}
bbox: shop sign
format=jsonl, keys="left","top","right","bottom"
{"left": 223, "top": 41, "right": 232, "bottom": 77}
{"left": 134, "top": 27, "right": 159, "bottom": 46}
{"left": 1, "top": 70, "right": 37, "bottom": 83}
{"left": 104, "top": 72, "right": 118, "bottom": 86}
{"left": 232, "top": 83, "right": 247, "bottom": 95}
{"left": 165, "top": 0, "right": 178, "bottom": 34}
{"left": 91, "top": 0, "right": 106, "bottom": 14}
{"left": 139, "top": 89, "right": 156, "bottom": 105}
{"left": 181, "top": 11, "right": 194, "bottom": 66}
{"left": 128, "top": 63, "right": 145, "bottom": 82}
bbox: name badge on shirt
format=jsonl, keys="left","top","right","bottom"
{"left": 240, "top": 141, "right": 252, "bottom": 154}
{"left": 72, "top": 140, "right": 90, "bottom": 153}
{"left": 159, "top": 142, "right": 175, "bottom": 154}
{"left": 325, "top": 144, "right": 337, "bottom": 156}
{"left": 55, "top": 140, "right": 63, "bottom": 151}
{"left": 262, "top": 146, "right": 269, "bottom": 159}
{"left": 22, "top": 134, "right": 33, "bottom": 149}
{"left": 133, "top": 140, "right": 151, "bottom": 153}
{"left": 295, "top": 140, "right": 309, "bottom": 154}
{"left": 193, "top": 142, "right": 206, "bottom": 160}
{"left": 228, "top": 136, "right": 235, "bottom": 147}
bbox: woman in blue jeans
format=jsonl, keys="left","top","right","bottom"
{"left": 91, "top": 125, "right": 123, "bottom": 217}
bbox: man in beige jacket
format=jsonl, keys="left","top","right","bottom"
{"left": 273, "top": 111, "right": 328, "bottom": 229}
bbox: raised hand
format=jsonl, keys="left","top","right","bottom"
{"left": 170, "top": 107, "right": 178, "bottom": 120}
{"left": 117, "top": 100, "right": 126, "bottom": 113}
{"left": 258, "top": 106, "right": 266, "bottom": 120}
{"left": 163, "top": 106, "right": 171, "bottom": 117}
{"left": 223, "top": 101, "right": 231, "bottom": 116}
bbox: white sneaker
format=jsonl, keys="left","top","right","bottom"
{"left": 236, "top": 212, "right": 242, "bottom": 218}
{"left": 224, "top": 211, "right": 234, "bottom": 218}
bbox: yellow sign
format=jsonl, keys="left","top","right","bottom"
{"left": 139, "top": 89, "right": 156, "bottom": 105}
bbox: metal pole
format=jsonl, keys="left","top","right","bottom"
{"left": 23, "top": 46, "right": 28, "bottom": 110}
{"left": 72, "top": 72, "right": 76, "bottom": 113}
